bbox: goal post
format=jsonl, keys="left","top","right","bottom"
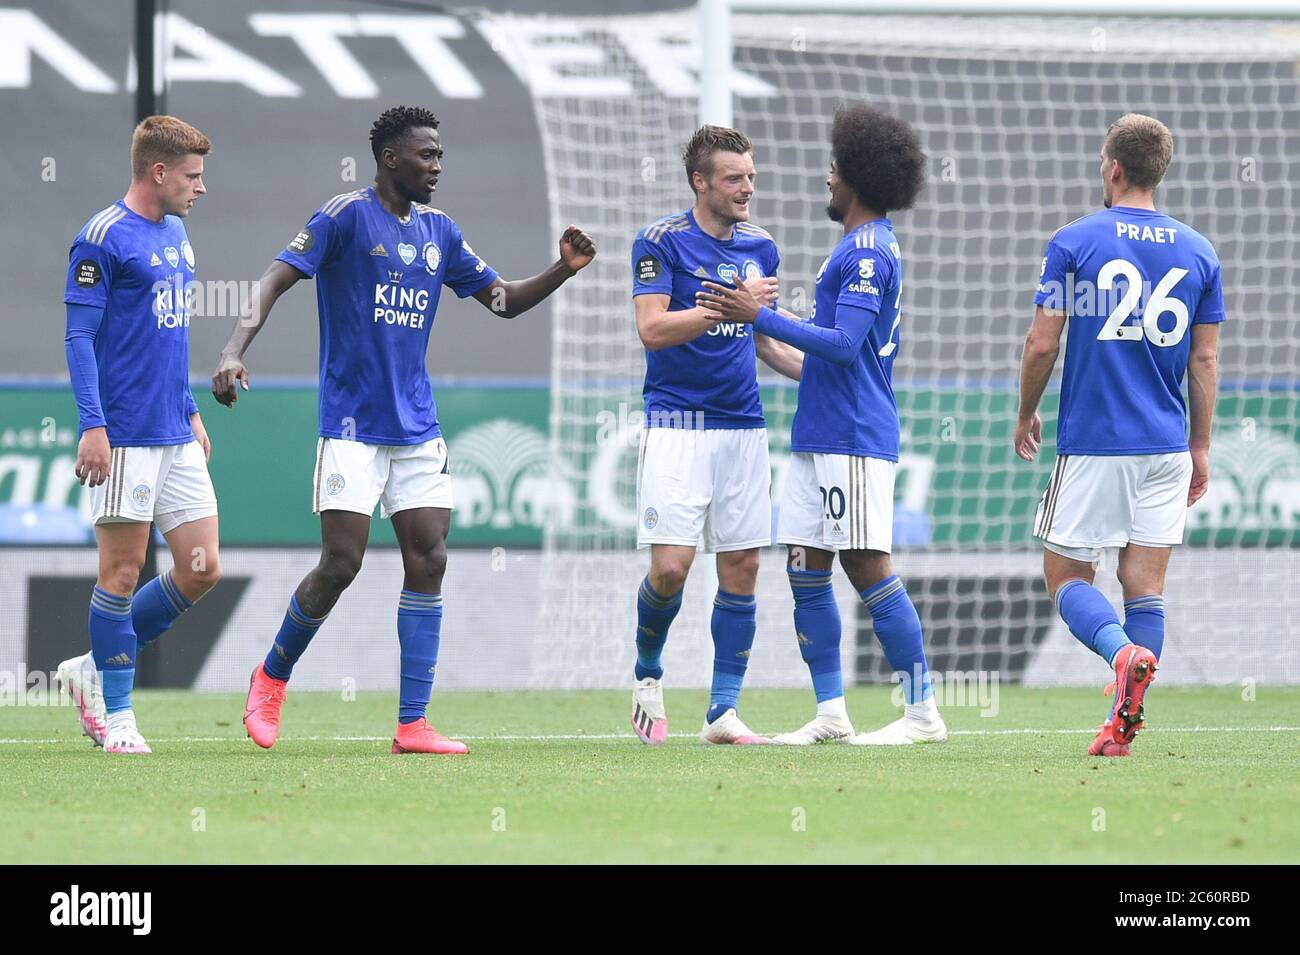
{"left": 526, "top": 3, "right": 1300, "bottom": 689}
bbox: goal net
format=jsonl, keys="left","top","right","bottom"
{"left": 520, "top": 6, "right": 1300, "bottom": 688}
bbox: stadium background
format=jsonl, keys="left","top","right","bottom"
{"left": 1, "top": 0, "right": 1296, "bottom": 693}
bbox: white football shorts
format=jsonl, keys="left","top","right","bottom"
{"left": 90, "top": 440, "right": 218, "bottom": 534}
{"left": 1034, "top": 451, "right": 1193, "bottom": 562}
{"left": 313, "top": 436, "right": 453, "bottom": 518}
{"left": 636, "top": 426, "right": 771, "bottom": 553}
{"left": 777, "top": 451, "right": 896, "bottom": 553}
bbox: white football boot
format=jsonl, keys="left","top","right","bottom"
{"left": 104, "top": 711, "right": 152, "bottom": 755}
{"left": 851, "top": 702, "right": 948, "bottom": 745}
{"left": 631, "top": 677, "right": 669, "bottom": 745}
{"left": 55, "top": 651, "right": 107, "bottom": 747}
{"left": 771, "top": 698, "right": 855, "bottom": 745}
{"left": 699, "top": 708, "right": 772, "bottom": 745}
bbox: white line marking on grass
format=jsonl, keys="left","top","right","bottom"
{"left": 949, "top": 726, "right": 1300, "bottom": 736}
{"left": 2, "top": 726, "right": 1298, "bottom": 745}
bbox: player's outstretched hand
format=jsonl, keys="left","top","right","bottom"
{"left": 743, "top": 275, "right": 779, "bottom": 307}
{"left": 212, "top": 354, "right": 250, "bottom": 407}
{"left": 696, "top": 278, "right": 762, "bottom": 324}
{"left": 1188, "top": 446, "right": 1209, "bottom": 506}
{"left": 75, "top": 426, "right": 111, "bottom": 487}
{"left": 1014, "top": 412, "right": 1042, "bottom": 462}
{"left": 559, "top": 225, "right": 596, "bottom": 273}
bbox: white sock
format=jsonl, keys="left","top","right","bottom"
{"left": 817, "top": 696, "right": 848, "bottom": 721}
{"left": 106, "top": 710, "right": 136, "bottom": 733}
{"left": 905, "top": 697, "right": 939, "bottom": 721}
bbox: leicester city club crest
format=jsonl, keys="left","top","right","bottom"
{"left": 132, "top": 484, "right": 151, "bottom": 507}
{"left": 643, "top": 507, "right": 659, "bottom": 530}
{"left": 326, "top": 474, "right": 346, "bottom": 496}
{"left": 423, "top": 242, "right": 442, "bottom": 275}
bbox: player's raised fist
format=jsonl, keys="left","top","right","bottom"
{"left": 559, "top": 225, "right": 596, "bottom": 273}
{"left": 212, "top": 354, "right": 250, "bottom": 407}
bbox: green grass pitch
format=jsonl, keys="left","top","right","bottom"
{"left": 3, "top": 686, "right": 1297, "bottom": 864}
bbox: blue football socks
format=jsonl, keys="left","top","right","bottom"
{"left": 132, "top": 571, "right": 193, "bottom": 653}
{"left": 860, "top": 575, "right": 934, "bottom": 704}
{"left": 89, "top": 587, "right": 136, "bottom": 715}
{"left": 263, "top": 593, "right": 328, "bottom": 681}
{"left": 397, "top": 590, "right": 443, "bottom": 725}
{"left": 789, "top": 569, "right": 843, "bottom": 703}
{"left": 1123, "top": 594, "right": 1165, "bottom": 661}
{"left": 707, "top": 589, "right": 756, "bottom": 723}
{"left": 634, "top": 576, "right": 681, "bottom": 681}
{"left": 1057, "top": 579, "right": 1131, "bottom": 666}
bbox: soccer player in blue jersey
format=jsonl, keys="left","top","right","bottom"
{"left": 629, "top": 125, "right": 803, "bottom": 746}
{"left": 56, "top": 116, "right": 223, "bottom": 754}
{"left": 211, "top": 106, "right": 595, "bottom": 754}
{"left": 698, "top": 104, "right": 947, "bottom": 746}
{"left": 1016, "top": 114, "right": 1223, "bottom": 757}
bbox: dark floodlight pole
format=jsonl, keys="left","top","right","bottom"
{"left": 135, "top": 0, "right": 160, "bottom": 122}
{"left": 134, "top": 0, "right": 164, "bottom": 668}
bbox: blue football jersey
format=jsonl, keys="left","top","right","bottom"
{"left": 630, "top": 209, "right": 779, "bottom": 430}
{"left": 790, "top": 218, "right": 903, "bottom": 460}
{"left": 63, "top": 201, "right": 197, "bottom": 446}
{"left": 1034, "top": 206, "right": 1225, "bottom": 455}
{"left": 277, "top": 187, "right": 498, "bottom": 445}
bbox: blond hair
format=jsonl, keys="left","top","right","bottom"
{"left": 131, "top": 115, "right": 212, "bottom": 180}
{"left": 1105, "top": 113, "right": 1173, "bottom": 190}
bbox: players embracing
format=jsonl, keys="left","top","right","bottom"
{"left": 212, "top": 106, "right": 595, "bottom": 754}
{"left": 1016, "top": 113, "right": 1223, "bottom": 757}
{"left": 699, "top": 104, "right": 947, "bottom": 746}
{"left": 628, "top": 125, "right": 803, "bottom": 745}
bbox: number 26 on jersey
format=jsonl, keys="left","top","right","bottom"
{"left": 1096, "top": 257, "right": 1190, "bottom": 348}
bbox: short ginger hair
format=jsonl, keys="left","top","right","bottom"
{"left": 131, "top": 115, "right": 212, "bottom": 180}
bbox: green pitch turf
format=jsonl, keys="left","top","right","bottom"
{"left": 3, "top": 686, "right": 1297, "bottom": 864}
